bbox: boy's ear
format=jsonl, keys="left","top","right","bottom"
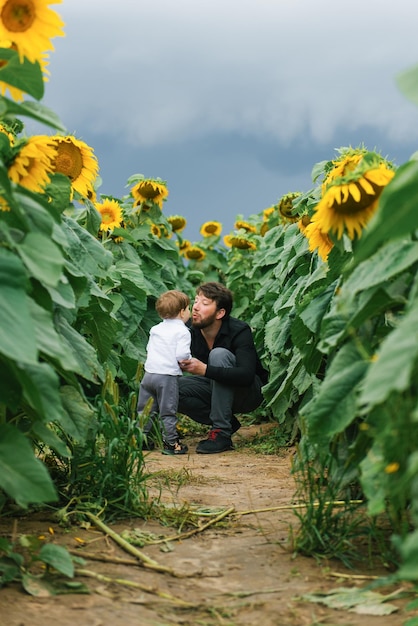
{"left": 216, "top": 308, "right": 226, "bottom": 320}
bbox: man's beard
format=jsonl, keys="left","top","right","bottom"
{"left": 191, "top": 311, "right": 218, "bottom": 329}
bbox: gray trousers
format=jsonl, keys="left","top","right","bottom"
{"left": 177, "top": 347, "right": 264, "bottom": 437}
{"left": 137, "top": 372, "right": 180, "bottom": 443}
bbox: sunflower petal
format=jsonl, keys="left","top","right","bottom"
{"left": 358, "top": 176, "right": 375, "bottom": 195}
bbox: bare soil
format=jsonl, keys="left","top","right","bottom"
{"left": 0, "top": 424, "right": 415, "bottom": 626}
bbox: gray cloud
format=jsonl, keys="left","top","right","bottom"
{"left": 33, "top": 0, "right": 418, "bottom": 239}
{"left": 45, "top": 0, "right": 418, "bottom": 145}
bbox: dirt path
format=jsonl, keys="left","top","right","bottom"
{"left": 0, "top": 425, "right": 415, "bottom": 626}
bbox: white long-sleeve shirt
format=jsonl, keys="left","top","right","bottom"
{"left": 144, "top": 318, "right": 191, "bottom": 375}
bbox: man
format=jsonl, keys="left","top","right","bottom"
{"left": 178, "top": 282, "right": 268, "bottom": 454}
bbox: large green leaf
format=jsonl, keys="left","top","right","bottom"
{"left": 359, "top": 301, "right": 418, "bottom": 407}
{"left": 0, "top": 48, "right": 44, "bottom": 100}
{"left": 290, "top": 316, "right": 311, "bottom": 352}
{"left": 0, "top": 424, "right": 57, "bottom": 507}
{"left": 31, "top": 421, "right": 70, "bottom": 457}
{"left": 82, "top": 301, "right": 120, "bottom": 361}
{"left": 343, "top": 240, "right": 418, "bottom": 297}
{"left": 29, "top": 299, "right": 78, "bottom": 370}
{"left": 29, "top": 386, "right": 94, "bottom": 446}
{"left": 39, "top": 543, "right": 74, "bottom": 577}
{"left": 0, "top": 98, "right": 66, "bottom": 131}
{"left": 63, "top": 217, "right": 112, "bottom": 278}
{"left": 44, "top": 279, "right": 76, "bottom": 309}
{"left": 114, "top": 292, "right": 149, "bottom": 348}
{"left": 16, "top": 362, "right": 65, "bottom": 423}
{"left": 43, "top": 173, "right": 72, "bottom": 213}
{"left": 56, "top": 315, "right": 104, "bottom": 383}
{"left": 0, "top": 252, "right": 37, "bottom": 364}
{"left": 14, "top": 189, "right": 56, "bottom": 234}
{"left": 18, "top": 232, "right": 64, "bottom": 287}
{"left": 345, "top": 286, "right": 400, "bottom": 332}
{"left": 298, "top": 282, "right": 336, "bottom": 334}
{"left": 113, "top": 260, "right": 148, "bottom": 297}
{"left": 303, "top": 342, "right": 369, "bottom": 442}
{"left": 265, "top": 314, "right": 293, "bottom": 355}
{"left": 265, "top": 350, "right": 303, "bottom": 407}
{"left": 318, "top": 286, "right": 394, "bottom": 353}
{"left": 317, "top": 312, "right": 349, "bottom": 353}
{"left": 59, "top": 385, "right": 97, "bottom": 442}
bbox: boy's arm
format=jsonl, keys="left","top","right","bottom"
{"left": 176, "top": 331, "right": 192, "bottom": 361}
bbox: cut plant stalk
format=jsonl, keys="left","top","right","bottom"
{"left": 83, "top": 511, "right": 181, "bottom": 576}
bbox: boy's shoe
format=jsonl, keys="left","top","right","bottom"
{"left": 162, "top": 439, "right": 188, "bottom": 455}
{"left": 196, "top": 429, "right": 233, "bottom": 454}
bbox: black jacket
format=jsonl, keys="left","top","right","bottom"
{"left": 190, "top": 316, "right": 268, "bottom": 387}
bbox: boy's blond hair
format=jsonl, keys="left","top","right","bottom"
{"left": 156, "top": 290, "right": 190, "bottom": 319}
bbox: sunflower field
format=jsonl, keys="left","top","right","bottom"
{"left": 2, "top": 0, "right": 418, "bottom": 584}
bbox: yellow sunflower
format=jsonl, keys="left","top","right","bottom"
{"left": 303, "top": 222, "right": 333, "bottom": 262}
{"left": 95, "top": 198, "right": 123, "bottom": 232}
{"left": 177, "top": 239, "right": 191, "bottom": 255}
{"left": 8, "top": 134, "right": 55, "bottom": 192}
{"left": 150, "top": 223, "right": 161, "bottom": 238}
{"left": 51, "top": 135, "right": 99, "bottom": 198}
{"left": 262, "top": 206, "right": 275, "bottom": 221}
{"left": 0, "top": 0, "right": 65, "bottom": 64}
{"left": 131, "top": 178, "right": 168, "bottom": 209}
{"left": 200, "top": 220, "right": 222, "bottom": 237}
{"left": 277, "top": 192, "right": 302, "bottom": 223}
{"left": 260, "top": 205, "right": 279, "bottom": 235}
{"left": 167, "top": 215, "right": 186, "bottom": 233}
{"left": 184, "top": 246, "right": 206, "bottom": 261}
{"left": 313, "top": 149, "right": 395, "bottom": 240}
{"left": 223, "top": 234, "right": 232, "bottom": 248}
{"left": 234, "top": 220, "right": 257, "bottom": 233}
{"left": 228, "top": 236, "right": 257, "bottom": 251}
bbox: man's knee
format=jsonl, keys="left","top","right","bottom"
{"left": 208, "top": 347, "right": 236, "bottom": 367}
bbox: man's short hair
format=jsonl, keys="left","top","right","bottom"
{"left": 197, "top": 282, "right": 233, "bottom": 317}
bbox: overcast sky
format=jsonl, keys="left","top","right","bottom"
{"left": 37, "top": 0, "right": 418, "bottom": 240}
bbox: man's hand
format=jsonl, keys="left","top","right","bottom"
{"left": 179, "top": 358, "right": 207, "bottom": 376}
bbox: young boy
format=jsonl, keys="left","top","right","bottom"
{"left": 137, "top": 290, "right": 191, "bottom": 455}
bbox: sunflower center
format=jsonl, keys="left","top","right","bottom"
{"left": 101, "top": 209, "right": 116, "bottom": 225}
{"left": 331, "top": 180, "right": 382, "bottom": 215}
{"left": 1, "top": 0, "right": 35, "bottom": 33}
{"left": 187, "top": 248, "right": 204, "bottom": 260}
{"left": 54, "top": 141, "right": 83, "bottom": 180}
{"left": 170, "top": 217, "right": 185, "bottom": 231}
{"left": 139, "top": 182, "right": 160, "bottom": 199}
